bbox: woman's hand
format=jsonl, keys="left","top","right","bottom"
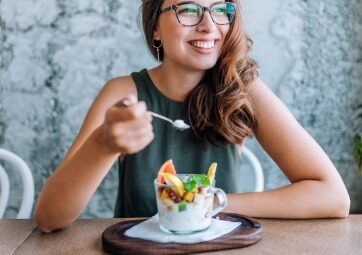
{"left": 100, "top": 94, "right": 154, "bottom": 155}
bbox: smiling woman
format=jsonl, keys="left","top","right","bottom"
{"left": 146, "top": 0, "right": 256, "bottom": 144}
{"left": 32, "top": 0, "right": 352, "bottom": 233}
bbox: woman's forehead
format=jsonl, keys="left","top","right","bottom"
{"left": 163, "top": 0, "right": 227, "bottom": 5}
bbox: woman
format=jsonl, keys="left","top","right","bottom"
{"left": 35, "top": 0, "right": 350, "bottom": 233}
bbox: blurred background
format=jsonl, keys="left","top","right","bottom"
{"left": 0, "top": 0, "right": 361, "bottom": 218}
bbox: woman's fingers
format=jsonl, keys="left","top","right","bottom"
{"left": 102, "top": 94, "right": 154, "bottom": 154}
{"left": 118, "top": 93, "right": 137, "bottom": 107}
{"left": 109, "top": 99, "right": 148, "bottom": 123}
{"left": 114, "top": 121, "right": 154, "bottom": 154}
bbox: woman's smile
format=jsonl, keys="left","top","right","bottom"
{"left": 187, "top": 39, "right": 220, "bottom": 57}
{"left": 189, "top": 40, "right": 216, "bottom": 49}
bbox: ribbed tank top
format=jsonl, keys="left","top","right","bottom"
{"left": 114, "top": 69, "right": 242, "bottom": 217}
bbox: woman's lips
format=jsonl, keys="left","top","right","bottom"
{"left": 189, "top": 40, "right": 216, "bottom": 49}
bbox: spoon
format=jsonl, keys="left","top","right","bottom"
{"left": 119, "top": 99, "right": 190, "bottom": 131}
{"left": 148, "top": 111, "right": 190, "bottom": 131}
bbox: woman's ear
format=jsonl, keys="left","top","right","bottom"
{"left": 153, "top": 27, "right": 160, "bottom": 39}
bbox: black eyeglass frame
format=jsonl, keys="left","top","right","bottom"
{"left": 158, "top": 1, "right": 237, "bottom": 27}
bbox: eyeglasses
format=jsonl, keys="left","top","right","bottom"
{"left": 159, "top": 1, "right": 237, "bottom": 27}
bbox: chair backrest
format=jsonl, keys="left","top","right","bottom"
{"left": 240, "top": 147, "right": 264, "bottom": 192}
{"left": 0, "top": 148, "right": 34, "bottom": 219}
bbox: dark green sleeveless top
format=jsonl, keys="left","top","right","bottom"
{"left": 114, "top": 69, "right": 242, "bottom": 217}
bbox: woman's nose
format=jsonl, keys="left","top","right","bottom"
{"left": 196, "top": 11, "right": 217, "bottom": 33}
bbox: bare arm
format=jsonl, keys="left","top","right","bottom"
{"left": 225, "top": 78, "right": 350, "bottom": 218}
{"left": 34, "top": 77, "right": 154, "bottom": 232}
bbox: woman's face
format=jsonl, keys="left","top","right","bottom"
{"left": 155, "top": 0, "right": 231, "bottom": 71}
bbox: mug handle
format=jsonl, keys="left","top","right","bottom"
{"left": 205, "top": 188, "right": 228, "bottom": 218}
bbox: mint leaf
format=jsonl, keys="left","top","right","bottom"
{"left": 178, "top": 200, "right": 187, "bottom": 212}
{"left": 198, "top": 174, "right": 210, "bottom": 186}
{"left": 184, "top": 180, "right": 197, "bottom": 191}
{"left": 183, "top": 174, "right": 211, "bottom": 191}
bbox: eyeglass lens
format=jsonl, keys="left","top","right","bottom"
{"left": 176, "top": 3, "right": 235, "bottom": 26}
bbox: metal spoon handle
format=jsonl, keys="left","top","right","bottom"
{"left": 119, "top": 100, "right": 189, "bottom": 131}
{"left": 148, "top": 111, "right": 175, "bottom": 125}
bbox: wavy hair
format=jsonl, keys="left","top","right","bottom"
{"left": 141, "top": 0, "right": 258, "bottom": 146}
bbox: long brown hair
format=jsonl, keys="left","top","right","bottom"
{"left": 141, "top": 0, "right": 258, "bottom": 146}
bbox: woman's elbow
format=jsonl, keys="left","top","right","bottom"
{"left": 35, "top": 209, "right": 60, "bottom": 233}
{"left": 36, "top": 221, "right": 54, "bottom": 233}
{"left": 336, "top": 197, "right": 351, "bottom": 218}
{"left": 35, "top": 212, "right": 56, "bottom": 233}
{"left": 329, "top": 188, "right": 351, "bottom": 218}
{"left": 34, "top": 205, "right": 73, "bottom": 233}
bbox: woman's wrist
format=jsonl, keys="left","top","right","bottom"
{"left": 92, "top": 126, "right": 122, "bottom": 157}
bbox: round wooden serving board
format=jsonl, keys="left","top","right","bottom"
{"left": 102, "top": 213, "right": 262, "bottom": 255}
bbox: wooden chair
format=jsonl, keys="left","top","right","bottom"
{"left": 240, "top": 147, "right": 264, "bottom": 192}
{"left": 0, "top": 148, "right": 34, "bottom": 218}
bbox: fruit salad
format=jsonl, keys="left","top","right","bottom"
{"left": 154, "top": 160, "right": 218, "bottom": 233}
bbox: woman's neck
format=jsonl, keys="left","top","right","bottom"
{"left": 148, "top": 64, "right": 206, "bottom": 102}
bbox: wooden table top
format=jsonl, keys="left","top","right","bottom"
{"left": 1, "top": 215, "right": 361, "bottom": 255}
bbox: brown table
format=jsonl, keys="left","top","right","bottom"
{"left": 1, "top": 215, "right": 361, "bottom": 255}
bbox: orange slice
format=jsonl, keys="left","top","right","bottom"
{"left": 157, "top": 159, "right": 177, "bottom": 184}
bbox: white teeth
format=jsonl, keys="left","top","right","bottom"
{"left": 191, "top": 41, "right": 215, "bottom": 49}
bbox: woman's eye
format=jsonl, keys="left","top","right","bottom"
{"left": 212, "top": 7, "right": 226, "bottom": 14}
{"left": 178, "top": 7, "right": 199, "bottom": 15}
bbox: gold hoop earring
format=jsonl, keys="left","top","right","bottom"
{"left": 152, "top": 37, "right": 162, "bottom": 63}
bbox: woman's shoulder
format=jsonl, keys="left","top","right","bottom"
{"left": 87, "top": 75, "right": 138, "bottom": 111}
{"left": 105, "top": 74, "right": 134, "bottom": 88}
{"left": 101, "top": 74, "right": 137, "bottom": 97}
{"left": 249, "top": 77, "right": 279, "bottom": 106}
{"left": 104, "top": 69, "right": 148, "bottom": 91}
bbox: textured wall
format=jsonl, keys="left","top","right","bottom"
{"left": 243, "top": 0, "right": 362, "bottom": 212}
{"left": 0, "top": 0, "right": 361, "bottom": 218}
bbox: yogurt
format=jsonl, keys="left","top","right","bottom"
{"left": 155, "top": 188, "right": 213, "bottom": 233}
